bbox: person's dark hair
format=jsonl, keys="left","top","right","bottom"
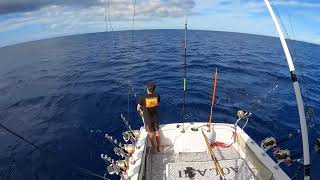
{"left": 147, "top": 82, "right": 156, "bottom": 93}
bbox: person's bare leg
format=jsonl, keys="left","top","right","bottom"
{"left": 148, "top": 132, "right": 157, "bottom": 151}
{"left": 155, "top": 130, "right": 160, "bottom": 152}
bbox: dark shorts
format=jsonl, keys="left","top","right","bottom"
{"left": 144, "top": 120, "right": 159, "bottom": 132}
{"left": 143, "top": 113, "right": 159, "bottom": 132}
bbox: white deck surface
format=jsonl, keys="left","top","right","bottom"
{"left": 166, "top": 159, "right": 255, "bottom": 180}
{"left": 145, "top": 145, "right": 245, "bottom": 180}
{"left": 127, "top": 122, "right": 290, "bottom": 180}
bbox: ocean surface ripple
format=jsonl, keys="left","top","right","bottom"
{"left": 0, "top": 30, "right": 319, "bottom": 180}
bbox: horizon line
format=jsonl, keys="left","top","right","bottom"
{"left": 1, "top": 29, "right": 319, "bottom": 49}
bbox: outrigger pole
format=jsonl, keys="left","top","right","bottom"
{"left": 264, "top": 0, "right": 310, "bottom": 179}
{"left": 181, "top": 18, "right": 187, "bottom": 133}
{"left": 208, "top": 68, "right": 218, "bottom": 132}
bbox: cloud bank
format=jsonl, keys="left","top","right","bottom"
{"left": 0, "top": 0, "right": 319, "bottom": 46}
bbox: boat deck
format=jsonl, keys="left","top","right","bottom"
{"left": 127, "top": 123, "right": 290, "bottom": 180}
{"left": 145, "top": 145, "right": 255, "bottom": 180}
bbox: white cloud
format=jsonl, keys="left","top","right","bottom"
{"left": 0, "top": 0, "right": 196, "bottom": 32}
{"left": 273, "top": 0, "right": 320, "bottom": 8}
{"left": 50, "top": 23, "right": 57, "bottom": 29}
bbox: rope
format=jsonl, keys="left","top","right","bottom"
{"left": 210, "top": 126, "right": 237, "bottom": 148}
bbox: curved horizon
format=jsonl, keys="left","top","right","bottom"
{"left": 0, "top": 0, "right": 319, "bottom": 48}
{"left": 1, "top": 29, "right": 319, "bottom": 49}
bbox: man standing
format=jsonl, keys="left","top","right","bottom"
{"left": 137, "top": 82, "right": 161, "bottom": 152}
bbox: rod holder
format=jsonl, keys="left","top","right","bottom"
{"left": 123, "top": 144, "right": 135, "bottom": 155}
{"left": 116, "top": 160, "right": 129, "bottom": 171}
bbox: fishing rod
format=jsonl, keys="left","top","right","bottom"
{"left": 181, "top": 18, "right": 187, "bottom": 133}
{"left": 291, "top": 140, "right": 320, "bottom": 179}
{"left": 315, "top": 138, "right": 320, "bottom": 153}
{"left": 208, "top": 68, "right": 218, "bottom": 132}
{"left": 127, "top": 82, "right": 130, "bottom": 126}
{"left": 120, "top": 114, "right": 133, "bottom": 133}
{"left": 0, "top": 122, "right": 109, "bottom": 180}
{"left": 261, "top": 129, "right": 301, "bottom": 152}
{"left": 120, "top": 113, "right": 140, "bottom": 143}
{"left": 261, "top": 114, "right": 318, "bottom": 152}
{"left": 105, "top": 133, "right": 130, "bottom": 158}
{"left": 201, "top": 130, "right": 226, "bottom": 180}
{"left": 101, "top": 153, "right": 127, "bottom": 178}
{"left": 264, "top": 1, "right": 310, "bottom": 179}
{"left": 273, "top": 148, "right": 303, "bottom": 165}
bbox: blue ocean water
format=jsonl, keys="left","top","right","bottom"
{"left": 0, "top": 30, "right": 319, "bottom": 180}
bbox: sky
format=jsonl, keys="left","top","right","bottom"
{"left": 0, "top": 0, "right": 319, "bottom": 47}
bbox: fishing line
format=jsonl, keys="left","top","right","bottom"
{"left": 0, "top": 158, "right": 15, "bottom": 180}
{"left": 107, "top": 0, "right": 116, "bottom": 47}
{"left": 290, "top": 155, "right": 318, "bottom": 179}
{"left": 107, "top": 0, "right": 114, "bottom": 33}
{"left": 270, "top": 0, "right": 290, "bottom": 37}
{"left": 104, "top": 0, "right": 108, "bottom": 40}
{"left": 126, "top": 80, "right": 138, "bottom": 125}
{"left": 0, "top": 122, "right": 110, "bottom": 180}
{"left": 244, "top": 84, "right": 279, "bottom": 113}
{"left": 276, "top": 0, "right": 309, "bottom": 103}
{"left": 271, "top": 0, "right": 318, "bottom": 135}
{"left": 128, "top": 82, "right": 130, "bottom": 123}
{"left": 132, "top": 0, "right": 136, "bottom": 44}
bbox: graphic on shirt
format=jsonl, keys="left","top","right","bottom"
{"left": 145, "top": 97, "right": 158, "bottom": 108}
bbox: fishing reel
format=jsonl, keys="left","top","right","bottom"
{"left": 113, "top": 144, "right": 135, "bottom": 157}
{"left": 101, "top": 154, "right": 120, "bottom": 175}
{"left": 234, "top": 110, "right": 252, "bottom": 129}
{"left": 315, "top": 138, "right": 320, "bottom": 153}
{"left": 106, "top": 160, "right": 128, "bottom": 175}
{"left": 261, "top": 137, "right": 277, "bottom": 152}
{"left": 123, "top": 144, "right": 135, "bottom": 155}
{"left": 116, "top": 160, "right": 129, "bottom": 171}
{"left": 122, "top": 130, "right": 140, "bottom": 142}
{"left": 107, "top": 164, "right": 121, "bottom": 175}
{"left": 101, "top": 154, "right": 128, "bottom": 176}
{"left": 113, "top": 147, "right": 129, "bottom": 158}
{"left": 272, "top": 148, "right": 292, "bottom": 166}
{"left": 237, "top": 110, "right": 252, "bottom": 120}
{"left": 122, "top": 131, "right": 131, "bottom": 142}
